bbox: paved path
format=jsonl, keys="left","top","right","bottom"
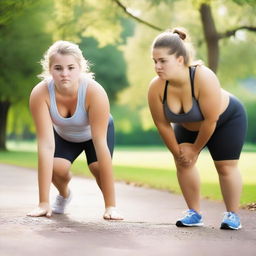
{"left": 0, "top": 164, "right": 255, "bottom": 256}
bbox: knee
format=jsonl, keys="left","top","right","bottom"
{"left": 215, "top": 161, "right": 238, "bottom": 176}
{"left": 89, "top": 162, "right": 100, "bottom": 176}
{"left": 53, "top": 159, "right": 72, "bottom": 182}
{"left": 53, "top": 169, "right": 72, "bottom": 182}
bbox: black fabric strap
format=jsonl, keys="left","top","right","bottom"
{"left": 189, "top": 66, "right": 196, "bottom": 97}
{"left": 162, "top": 80, "right": 169, "bottom": 104}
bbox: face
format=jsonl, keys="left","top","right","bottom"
{"left": 50, "top": 53, "right": 81, "bottom": 89}
{"left": 152, "top": 47, "right": 182, "bottom": 80}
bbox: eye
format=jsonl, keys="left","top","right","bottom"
{"left": 68, "top": 66, "right": 75, "bottom": 70}
{"left": 54, "top": 66, "right": 62, "bottom": 71}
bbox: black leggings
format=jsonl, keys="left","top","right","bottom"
{"left": 174, "top": 96, "right": 247, "bottom": 161}
{"left": 54, "top": 118, "right": 115, "bottom": 165}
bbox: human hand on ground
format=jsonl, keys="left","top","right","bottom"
{"left": 103, "top": 207, "right": 124, "bottom": 221}
{"left": 27, "top": 202, "right": 52, "bottom": 217}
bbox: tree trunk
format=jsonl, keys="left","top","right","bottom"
{"left": 0, "top": 101, "right": 11, "bottom": 151}
{"left": 199, "top": 3, "right": 219, "bottom": 73}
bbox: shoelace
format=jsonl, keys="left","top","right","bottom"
{"left": 183, "top": 210, "right": 196, "bottom": 217}
{"left": 55, "top": 196, "right": 65, "bottom": 206}
{"left": 223, "top": 212, "right": 236, "bottom": 221}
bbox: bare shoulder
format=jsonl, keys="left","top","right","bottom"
{"left": 86, "top": 77, "right": 107, "bottom": 97}
{"left": 195, "top": 65, "right": 219, "bottom": 83}
{"left": 148, "top": 76, "right": 165, "bottom": 93}
{"left": 85, "top": 78, "right": 109, "bottom": 109}
{"left": 30, "top": 80, "right": 49, "bottom": 99}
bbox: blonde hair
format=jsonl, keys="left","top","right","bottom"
{"left": 152, "top": 27, "right": 201, "bottom": 66}
{"left": 38, "top": 40, "right": 93, "bottom": 80}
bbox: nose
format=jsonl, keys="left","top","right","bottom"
{"left": 61, "top": 68, "right": 69, "bottom": 76}
{"left": 155, "top": 62, "right": 162, "bottom": 71}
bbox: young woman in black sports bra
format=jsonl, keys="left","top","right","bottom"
{"left": 148, "top": 27, "right": 247, "bottom": 230}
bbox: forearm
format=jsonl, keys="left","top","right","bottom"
{"left": 94, "top": 140, "right": 115, "bottom": 207}
{"left": 193, "top": 120, "right": 217, "bottom": 152}
{"left": 157, "top": 125, "right": 180, "bottom": 156}
{"left": 37, "top": 145, "right": 54, "bottom": 203}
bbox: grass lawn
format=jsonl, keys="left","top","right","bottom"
{"left": 1, "top": 142, "right": 255, "bottom": 206}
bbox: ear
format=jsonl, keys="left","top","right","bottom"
{"left": 177, "top": 55, "right": 184, "bottom": 65}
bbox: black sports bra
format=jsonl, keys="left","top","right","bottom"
{"left": 162, "top": 66, "right": 204, "bottom": 123}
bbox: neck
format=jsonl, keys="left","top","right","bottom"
{"left": 54, "top": 81, "right": 79, "bottom": 97}
{"left": 168, "top": 66, "right": 189, "bottom": 87}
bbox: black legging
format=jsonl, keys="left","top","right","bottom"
{"left": 54, "top": 117, "right": 115, "bottom": 165}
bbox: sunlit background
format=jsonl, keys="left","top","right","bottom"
{"left": 0, "top": 0, "right": 255, "bottom": 205}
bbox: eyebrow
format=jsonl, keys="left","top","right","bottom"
{"left": 152, "top": 57, "right": 166, "bottom": 61}
{"left": 53, "top": 64, "right": 76, "bottom": 67}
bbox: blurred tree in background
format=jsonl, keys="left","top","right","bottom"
{"left": 0, "top": 0, "right": 130, "bottom": 150}
{"left": 0, "top": 1, "right": 52, "bottom": 149}
{"left": 0, "top": 0, "right": 255, "bottom": 149}
{"left": 109, "top": 0, "right": 256, "bottom": 144}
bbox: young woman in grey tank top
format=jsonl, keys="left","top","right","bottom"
{"left": 27, "top": 40, "right": 123, "bottom": 220}
{"left": 148, "top": 28, "right": 247, "bottom": 230}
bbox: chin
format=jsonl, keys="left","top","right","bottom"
{"left": 158, "top": 74, "right": 166, "bottom": 80}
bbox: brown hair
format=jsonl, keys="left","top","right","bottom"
{"left": 152, "top": 27, "right": 195, "bottom": 66}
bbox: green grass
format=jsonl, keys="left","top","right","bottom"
{"left": 1, "top": 143, "right": 255, "bottom": 206}
{"left": 0, "top": 150, "right": 38, "bottom": 168}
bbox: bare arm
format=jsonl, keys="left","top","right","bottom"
{"left": 27, "top": 83, "right": 54, "bottom": 217}
{"left": 87, "top": 80, "right": 115, "bottom": 208}
{"left": 179, "top": 66, "right": 221, "bottom": 163}
{"left": 148, "top": 78, "right": 180, "bottom": 157}
{"left": 193, "top": 66, "right": 221, "bottom": 152}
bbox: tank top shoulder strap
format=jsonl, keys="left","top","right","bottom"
{"left": 48, "top": 79, "right": 56, "bottom": 105}
{"left": 78, "top": 76, "right": 89, "bottom": 110}
{"left": 162, "top": 80, "right": 169, "bottom": 104}
{"left": 189, "top": 65, "right": 197, "bottom": 98}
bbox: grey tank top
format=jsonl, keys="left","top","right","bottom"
{"left": 163, "top": 66, "right": 204, "bottom": 123}
{"left": 48, "top": 78, "right": 92, "bottom": 142}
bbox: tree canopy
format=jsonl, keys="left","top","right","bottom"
{"left": 1, "top": 0, "right": 256, "bottom": 148}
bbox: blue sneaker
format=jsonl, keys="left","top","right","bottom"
{"left": 220, "top": 212, "right": 242, "bottom": 230}
{"left": 176, "top": 209, "right": 204, "bottom": 227}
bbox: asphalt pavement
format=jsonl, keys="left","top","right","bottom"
{"left": 0, "top": 163, "right": 255, "bottom": 256}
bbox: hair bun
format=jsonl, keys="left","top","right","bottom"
{"left": 173, "top": 28, "right": 186, "bottom": 40}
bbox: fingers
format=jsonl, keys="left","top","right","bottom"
{"left": 46, "top": 209, "right": 52, "bottom": 218}
{"left": 176, "top": 155, "right": 194, "bottom": 167}
{"left": 27, "top": 207, "right": 52, "bottom": 217}
{"left": 103, "top": 207, "right": 124, "bottom": 221}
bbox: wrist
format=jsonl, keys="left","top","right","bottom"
{"left": 170, "top": 146, "right": 180, "bottom": 157}
{"left": 192, "top": 144, "right": 201, "bottom": 154}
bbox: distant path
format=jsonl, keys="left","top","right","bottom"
{"left": 0, "top": 164, "right": 255, "bottom": 256}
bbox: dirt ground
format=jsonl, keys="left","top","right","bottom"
{"left": 0, "top": 164, "right": 255, "bottom": 256}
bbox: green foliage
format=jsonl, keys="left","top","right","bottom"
{"left": 0, "top": 0, "right": 35, "bottom": 26}
{"left": 113, "top": 0, "right": 256, "bottom": 144}
{"left": 244, "top": 100, "right": 256, "bottom": 143}
{"left": 79, "top": 37, "right": 129, "bottom": 102}
{"left": 0, "top": 1, "right": 52, "bottom": 138}
{"left": 218, "top": 37, "right": 256, "bottom": 87}
{"left": 232, "top": 0, "right": 256, "bottom": 6}
{"left": 0, "top": 1, "right": 52, "bottom": 102}
{"left": 116, "top": 128, "right": 163, "bottom": 145}
{"left": 50, "top": 0, "right": 123, "bottom": 46}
